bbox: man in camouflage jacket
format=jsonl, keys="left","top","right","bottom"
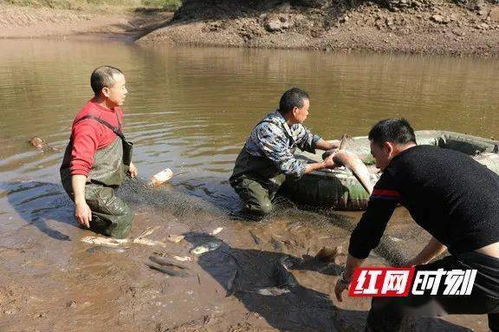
{"left": 230, "top": 87, "right": 338, "bottom": 218}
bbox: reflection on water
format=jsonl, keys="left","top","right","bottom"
{"left": 0, "top": 38, "right": 497, "bottom": 215}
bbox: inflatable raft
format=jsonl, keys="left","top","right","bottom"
{"left": 282, "top": 130, "right": 499, "bottom": 211}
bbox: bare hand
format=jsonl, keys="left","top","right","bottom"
{"left": 323, "top": 153, "right": 337, "bottom": 169}
{"left": 329, "top": 140, "right": 341, "bottom": 150}
{"left": 322, "top": 148, "right": 337, "bottom": 160}
{"left": 75, "top": 201, "right": 92, "bottom": 228}
{"left": 128, "top": 162, "right": 138, "bottom": 178}
{"left": 334, "top": 279, "right": 350, "bottom": 302}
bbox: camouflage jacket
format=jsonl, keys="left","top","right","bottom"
{"left": 243, "top": 110, "right": 321, "bottom": 178}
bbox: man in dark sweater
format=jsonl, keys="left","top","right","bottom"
{"left": 334, "top": 119, "right": 499, "bottom": 331}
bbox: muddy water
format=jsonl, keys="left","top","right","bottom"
{"left": 0, "top": 39, "right": 497, "bottom": 331}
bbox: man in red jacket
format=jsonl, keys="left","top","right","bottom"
{"left": 60, "top": 66, "right": 138, "bottom": 239}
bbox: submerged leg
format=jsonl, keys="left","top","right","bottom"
{"left": 85, "top": 184, "right": 133, "bottom": 239}
{"left": 231, "top": 176, "right": 274, "bottom": 216}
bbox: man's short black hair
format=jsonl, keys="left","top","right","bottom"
{"left": 90, "top": 65, "right": 123, "bottom": 96}
{"left": 368, "top": 118, "right": 416, "bottom": 146}
{"left": 278, "top": 87, "right": 309, "bottom": 114}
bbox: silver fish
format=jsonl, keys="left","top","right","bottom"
{"left": 190, "top": 240, "right": 222, "bottom": 255}
{"left": 145, "top": 262, "right": 189, "bottom": 277}
{"left": 257, "top": 287, "right": 290, "bottom": 296}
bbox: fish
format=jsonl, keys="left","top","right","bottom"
{"left": 149, "top": 255, "right": 189, "bottom": 270}
{"left": 173, "top": 256, "right": 192, "bottom": 262}
{"left": 145, "top": 262, "right": 189, "bottom": 277}
{"left": 190, "top": 240, "right": 222, "bottom": 255}
{"left": 136, "top": 226, "right": 160, "bottom": 239}
{"left": 270, "top": 237, "right": 283, "bottom": 251}
{"left": 29, "top": 136, "right": 61, "bottom": 152}
{"left": 30, "top": 136, "right": 46, "bottom": 149}
{"left": 257, "top": 287, "right": 290, "bottom": 296}
{"left": 81, "top": 236, "right": 128, "bottom": 247}
{"left": 248, "top": 230, "right": 261, "bottom": 245}
{"left": 272, "top": 258, "right": 298, "bottom": 288}
{"left": 332, "top": 151, "right": 374, "bottom": 195}
{"left": 338, "top": 134, "right": 352, "bottom": 150}
{"left": 387, "top": 236, "right": 403, "bottom": 242}
{"left": 322, "top": 134, "right": 373, "bottom": 195}
{"left": 210, "top": 227, "right": 223, "bottom": 236}
{"left": 225, "top": 268, "right": 238, "bottom": 297}
{"left": 315, "top": 246, "right": 343, "bottom": 263}
{"left": 82, "top": 234, "right": 167, "bottom": 248}
{"left": 166, "top": 234, "right": 185, "bottom": 243}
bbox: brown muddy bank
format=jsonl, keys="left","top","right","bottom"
{"left": 0, "top": 178, "right": 489, "bottom": 331}
{"left": 138, "top": 0, "right": 499, "bottom": 56}
{"left": 0, "top": 4, "right": 172, "bottom": 40}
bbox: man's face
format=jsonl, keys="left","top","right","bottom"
{"left": 370, "top": 141, "right": 391, "bottom": 170}
{"left": 292, "top": 98, "right": 310, "bottom": 124}
{"left": 103, "top": 73, "right": 127, "bottom": 107}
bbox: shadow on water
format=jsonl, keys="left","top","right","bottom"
{"left": 183, "top": 231, "right": 358, "bottom": 331}
{"left": 1, "top": 177, "right": 233, "bottom": 244}
{"left": 1, "top": 181, "right": 75, "bottom": 241}
{"left": 183, "top": 232, "right": 474, "bottom": 332}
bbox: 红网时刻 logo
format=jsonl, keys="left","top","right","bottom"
{"left": 349, "top": 267, "right": 477, "bottom": 297}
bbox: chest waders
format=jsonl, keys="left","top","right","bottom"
{"left": 230, "top": 120, "right": 300, "bottom": 216}
{"left": 60, "top": 115, "right": 133, "bottom": 239}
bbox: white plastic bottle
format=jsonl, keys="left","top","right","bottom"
{"left": 149, "top": 168, "right": 174, "bottom": 186}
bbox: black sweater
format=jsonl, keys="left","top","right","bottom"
{"left": 349, "top": 145, "right": 499, "bottom": 259}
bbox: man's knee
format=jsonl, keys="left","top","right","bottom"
{"left": 106, "top": 204, "right": 133, "bottom": 239}
{"left": 250, "top": 199, "right": 273, "bottom": 215}
{"left": 112, "top": 202, "right": 133, "bottom": 234}
{"left": 231, "top": 177, "right": 273, "bottom": 215}
{"left": 86, "top": 186, "right": 134, "bottom": 238}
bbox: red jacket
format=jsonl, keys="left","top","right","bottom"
{"left": 70, "top": 99, "right": 124, "bottom": 176}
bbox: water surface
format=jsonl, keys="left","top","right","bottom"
{"left": 0, "top": 39, "right": 497, "bottom": 330}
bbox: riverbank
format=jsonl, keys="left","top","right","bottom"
{"left": 137, "top": 0, "right": 499, "bottom": 56}
{"left": 1, "top": 1, "right": 498, "bottom": 56}
{"left": 0, "top": 3, "right": 172, "bottom": 40}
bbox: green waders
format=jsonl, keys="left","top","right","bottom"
{"left": 60, "top": 137, "right": 132, "bottom": 239}
{"left": 230, "top": 148, "right": 286, "bottom": 216}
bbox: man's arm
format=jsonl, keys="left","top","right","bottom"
{"left": 315, "top": 138, "right": 340, "bottom": 151}
{"left": 295, "top": 125, "right": 340, "bottom": 153}
{"left": 72, "top": 175, "right": 92, "bottom": 228}
{"left": 304, "top": 153, "right": 335, "bottom": 174}
{"left": 255, "top": 124, "right": 331, "bottom": 178}
{"left": 406, "top": 237, "right": 447, "bottom": 266}
{"left": 334, "top": 173, "right": 400, "bottom": 302}
{"left": 334, "top": 254, "right": 365, "bottom": 302}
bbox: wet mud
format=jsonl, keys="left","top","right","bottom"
{"left": 0, "top": 177, "right": 489, "bottom": 331}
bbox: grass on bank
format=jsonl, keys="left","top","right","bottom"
{"left": 2, "top": 0, "right": 182, "bottom": 11}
